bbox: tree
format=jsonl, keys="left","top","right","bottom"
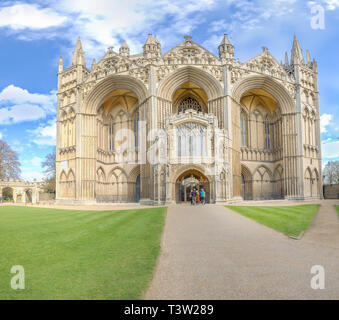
{"left": 323, "top": 161, "right": 339, "bottom": 185}
{"left": 0, "top": 140, "right": 21, "bottom": 179}
{"left": 41, "top": 150, "right": 56, "bottom": 193}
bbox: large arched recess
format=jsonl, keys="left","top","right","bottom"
{"left": 157, "top": 66, "right": 223, "bottom": 101}
{"left": 232, "top": 75, "right": 303, "bottom": 199}
{"left": 232, "top": 75, "right": 295, "bottom": 114}
{"left": 74, "top": 75, "right": 148, "bottom": 201}
{"left": 83, "top": 74, "right": 149, "bottom": 115}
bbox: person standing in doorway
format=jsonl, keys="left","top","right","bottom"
{"left": 200, "top": 188, "right": 205, "bottom": 205}
{"left": 191, "top": 188, "right": 197, "bottom": 205}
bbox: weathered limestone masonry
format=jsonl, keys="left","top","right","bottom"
{"left": 323, "top": 184, "right": 339, "bottom": 199}
{"left": 0, "top": 179, "right": 41, "bottom": 204}
{"left": 56, "top": 34, "right": 322, "bottom": 205}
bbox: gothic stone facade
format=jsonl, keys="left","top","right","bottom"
{"left": 56, "top": 34, "right": 322, "bottom": 205}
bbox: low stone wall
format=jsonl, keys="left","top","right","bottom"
{"left": 39, "top": 192, "right": 55, "bottom": 201}
{"left": 323, "top": 184, "right": 339, "bottom": 199}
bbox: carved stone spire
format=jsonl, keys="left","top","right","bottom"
{"left": 218, "top": 34, "right": 234, "bottom": 63}
{"left": 291, "top": 34, "right": 304, "bottom": 65}
{"left": 143, "top": 33, "right": 161, "bottom": 59}
{"left": 284, "top": 51, "right": 289, "bottom": 66}
{"left": 119, "top": 40, "right": 130, "bottom": 57}
{"left": 58, "top": 56, "right": 64, "bottom": 72}
{"left": 306, "top": 50, "right": 311, "bottom": 64}
{"left": 91, "top": 58, "right": 96, "bottom": 70}
{"left": 71, "top": 36, "right": 86, "bottom": 66}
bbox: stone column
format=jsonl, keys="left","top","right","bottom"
{"left": 140, "top": 64, "right": 157, "bottom": 205}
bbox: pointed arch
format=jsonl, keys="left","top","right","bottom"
{"left": 128, "top": 165, "right": 141, "bottom": 183}
{"left": 232, "top": 74, "right": 295, "bottom": 114}
{"left": 312, "top": 168, "right": 320, "bottom": 197}
{"left": 67, "top": 169, "right": 75, "bottom": 181}
{"left": 97, "top": 167, "right": 106, "bottom": 182}
{"left": 83, "top": 74, "right": 148, "bottom": 115}
{"left": 157, "top": 66, "right": 223, "bottom": 101}
{"left": 304, "top": 167, "right": 312, "bottom": 197}
{"left": 60, "top": 170, "right": 67, "bottom": 181}
{"left": 241, "top": 164, "right": 252, "bottom": 200}
{"left": 252, "top": 165, "right": 273, "bottom": 200}
{"left": 273, "top": 164, "right": 284, "bottom": 199}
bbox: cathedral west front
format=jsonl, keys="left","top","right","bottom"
{"left": 56, "top": 33, "right": 322, "bottom": 205}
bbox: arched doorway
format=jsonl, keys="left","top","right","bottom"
{"left": 2, "top": 187, "right": 13, "bottom": 202}
{"left": 175, "top": 169, "right": 210, "bottom": 203}
{"left": 135, "top": 174, "right": 140, "bottom": 202}
{"left": 241, "top": 165, "right": 252, "bottom": 200}
{"left": 25, "top": 189, "right": 32, "bottom": 203}
{"left": 241, "top": 174, "right": 246, "bottom": 199}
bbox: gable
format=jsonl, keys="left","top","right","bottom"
{"left": 163, "top": 37, "right": 219, "bottom": 64}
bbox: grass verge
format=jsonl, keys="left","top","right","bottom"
{"left": 226, "top": 204, "right": 319, "bottom": 237}
{"left": 0, "top": 206, "right": 166, "bottom": 299}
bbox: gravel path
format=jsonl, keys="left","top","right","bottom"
{"left": 145, "top": 201, "right": 339, "bottom": 300}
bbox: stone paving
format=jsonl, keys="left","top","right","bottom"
{"left": 145, "top": 200, "right": 339, "bottom": 299}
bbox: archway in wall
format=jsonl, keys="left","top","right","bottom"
{"left": 273, "top": 165, "right": 284, "bottom": 199}
{"left": 175, "top": 169, "right": 210, "bottom": 203}
{"left": 172, "top": 82, "right": 208, "bottom": 114}
{"left": 2, "top": 187, "right": 13, "bottom": 201}
{"left": 233, "top": 75, "right": 298, "bottom": 200}
{"left": 97, "top": 89, "right": 140, "bottom": 154}
{"left": 136, "top": 174, "right": 140, "bottom": 202}
{"left": 25, "top": 189, "right": 32, "bottom": 203}
{"left": 312, "top": 169, "right": 319, "bottom": 197}
{"left": 304, "top": 168, "right": 312, "bottom": 197}
{"left": 241, "top": 165, "right": 252, "bottom": 200}
{"left": 239, "top": 87, "right": 283, "bottom": 200}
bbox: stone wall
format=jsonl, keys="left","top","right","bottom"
{"left": 323, "top": 184, "right": 339, "bottom": 199}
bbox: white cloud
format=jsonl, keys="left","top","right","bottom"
{"left": 28, "top": 118, "right": 56, "bottom": 146}
{"left": 320, "top": 113, "right": 333, "bottom": 133}
{"left": 0, "top": 132, "right": 2, "bottom": 139}
{"left": 58, "top": 0, "right": 217, "bottom": 57}
{"left": 21, "top": 170, "right": 44, "bottom": 182}
{"left": 0, "top": 85, "right": 56, "bottom": 124}
{"left": 325, "top": 0, "right": 339, "bottom": 10}
{"left": 0, "top": 1, "right": 218, "bottom": 58}
{"left": 0, "top": 4, "right": 67, "bottom": 30}
{"left": 322, "top": 139, "right": 339, "bottom": 159}
{"left": 0, "top": 85, "right": 56, "bottom": 113}
{"left": 0, "top": 104, "right": 46, "bottom": 124}
{"left": 31, "top": 156, "right": 43, "bottom": 167}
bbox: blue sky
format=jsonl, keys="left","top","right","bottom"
{"left": 0, "top": 0, "right": 338, "bottom": 180}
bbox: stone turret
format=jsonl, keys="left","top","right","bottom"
{"left": 91, "top": 58, "right": 96, "bottom": 71}
{"left": 143, "top": 33, "right": 161, "bottom": 59}
{"left": 218, "top": 34, "right": 234, "bottom": 63}
{"left": 119, "top": 40, "right": 130, "bottom": 57}
{"left": 291, "top": 34, "right": 305, "bottom": 65}
{"left": 284, "top": 52, "right": 289, "bottom": 66}
{"left": 58, "top": 56, "right": 64, "bottom": 72}
{"left": 71, "top": 36, "right": 86, "bottom": 66}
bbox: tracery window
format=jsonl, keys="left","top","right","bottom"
{"left": 177, "top": 122, "right": 207, "bottom": 157}
{"left": 178, "top": 97, "right": 202, "bottom": 113}
{"left": 240, "top": 111, "right": 248, "bottom": 147}
{"left": 134, "top": 112, "right": 139, "bottom": 147}
{"left": 264, "top": 120, "right": 270, "bottom": 150}
{"left": 109, "top": 117, "right": 114, "bottom": 151}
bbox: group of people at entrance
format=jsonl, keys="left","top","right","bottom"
{"left": 190, "top": 188, "right": 205, "bottom": 205}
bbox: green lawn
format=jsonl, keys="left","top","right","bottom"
{"left": 226, "top": 205, "right": 320, "bottom": 237}
{"left": 0, "top": 206, "right": 166, "bottom": 300}
{"left": 336, "top": 205, "right": 339, "bottom": 215}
